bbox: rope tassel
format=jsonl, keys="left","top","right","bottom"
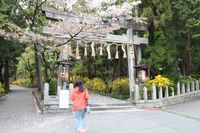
{"left": 91, "top": 42, "right": 95, "bottom": 57}
{"left": 68, "top": 45, "right": 73, "bottom": 57}
{"left": 76, "top": 42, "right": 81, "bottom": 59}
{"left": 115, "top": 45, "right": 119, "bottom": 59}
{"left": 100, "top": 44, "right": 103, "bottom": 56}
{"left": 107, "top": 44, "right": 111, "bottom": 59}
{"left": 122, "top": 45, "right": 127, "bottom": 58}
{"left": 84, "top": 45, "right": 87, "bottom": 56}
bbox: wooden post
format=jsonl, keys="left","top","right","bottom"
{"left": 143, "top": 87, "right": 148, "bottom": 101}
{"left": 177, "top": 82, "right": 181, "bottom": 95}
{"left": 127, "top": 28, "right": 135, "bottom": 101}
{"left": 165, "top": 86, "right": 169, "bottom": 98}
{"left": 159, "top": 87, "right": 163, "bottom": 99}
{"left": 152, "top": 85, "right": 157, "bottom": 100}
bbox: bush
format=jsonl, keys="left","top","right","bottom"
{"left": 85, "top": 78, "right": 106, "bottom": 93}
{"left": 0, "top": 82, "right": 5, "bottom": 97}
{"left": 144, "top": 75, "right": 174, "bottom": 90}
{"left": 11, "top": 78, "right": 31, "bottom": 85}
{"left": 109, "top": 78, "right": 130, "bottom": 96}
{"left": 49, "top": 79, "right": 57, "bottom": 95}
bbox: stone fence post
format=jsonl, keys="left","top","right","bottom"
{"left": 177, "top": 82, "right": 180, "bottom": 95}
{"left": 187, "top": 83, "right": 190, "bottom": 93}
{"left": 181, "top": 83, "right": 185, "bottom": 94}
{"left": 159, "top": 87, "right": 163, "bottom": 99}
{"left": 165, "top": 86, "right": 169, "bottom": 98}
{"left": 152, "top": 85, "right": 157, "bottom": 100}
{"left": 134, "top": 85, "right": 140, "bottom": 101}
{"left": 44, "top": 83, "right": 49, "bottom": 104}
{"left": 196, "top": 80, "right": 199, "bottom": 91}
{"left": 143, "top": 87, "right": 148, "bottom": 101}
{"left": 192, "top": 81, "right": 195, "bottom": 92}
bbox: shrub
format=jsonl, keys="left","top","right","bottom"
{"left": 49, "top": 79, "right": 57, "bottom": 95}
{"left": 0, "top": 82, "right": 5, "bottom": 97}
{"left": 85, "top": 78, "right": 106, "bottom": 93}
{"left": 144, "top": 75, "right": 174, "bottom": 90}
{"left": 11, "top": 78, "right": 31, "bottom": 85}
{"left": 109, "top": 78, "right": 130, "bottom": 96}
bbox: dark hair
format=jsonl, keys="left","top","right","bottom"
{"left": 74, "top": 80, "right": 84, "bottom": 92}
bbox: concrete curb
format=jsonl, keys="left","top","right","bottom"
{"left": 0, "top": 94, "right": 7, "bottom": 101}
{"left": 32, "top": 90, "right": 44, "bottom": 114}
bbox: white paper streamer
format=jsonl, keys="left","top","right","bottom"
{"left": 91, "top": 42, "right": 95, "bottom": 57}
{"left": 76, "top": 42, "right": 81, "bottom": 59}
{"left": 107, "top": 44, "right": 111, "bottom": 59}
{"left": 100, "top": 44, "right": 103, "bottom": 56}
{"left": 115, "top": 45, "right": 119, "bottom": 59}
{"left": 84, "top": 45, "right": 87, "bottom": 56}
{"left": 122, "top": 45, "right": 127, "bottom": 58}
{"left": 68, "top": 45, "right": 73, "bottom": 56}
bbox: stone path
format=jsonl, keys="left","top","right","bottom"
{"left": 0, "top": 85, "right": 200, "bottom": 133}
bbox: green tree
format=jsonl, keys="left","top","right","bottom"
{"left": 17, "top": 46, "right": 35, "bottom": 83}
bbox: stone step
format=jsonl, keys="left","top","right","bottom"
{"left": 89, "top": 105, "right": 136, "bottom": 111}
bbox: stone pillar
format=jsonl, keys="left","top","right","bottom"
{"left": 152, "top": 85, "right": 157, "bottom": 100}
{"left": 196, "top": 80, "right": 199, "bottom": 91}
{"left": 44, "top": 83, "right": 49, "bottom": 104}
{"left": 134, "top": 85, "right": 140, "bottom": 101}
{"left": 57, "top": 86, "right": 61, "bottom": 97}
{"left": 191, "top": 81, "right": 195, "bottom": 92}
{"left": 159, "top": 87, "right": 163, "bottom": 99}
{"left": 186, "top": 82, "right": 190, "bottom": 93}
{"left": 181, "top": 84, "right": 185, "bottom": 94}
{"left": 143, "top": 87, "right": 148, "bottom": 101}
{"left": 165, "top": 86, "right": 169, "bottom": 98}
{"left": 177, "top": 82, "right": 181, "bottom": 95}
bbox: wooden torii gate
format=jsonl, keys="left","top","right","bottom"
{"left": 42, "top": 7, "right": 148, "bottom": 102}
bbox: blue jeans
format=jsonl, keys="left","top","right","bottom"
{"left": 75, "top": 109, "right": 86, "bottom": 131}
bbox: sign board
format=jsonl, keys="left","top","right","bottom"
{"left": 59, "top": 90, "right": 69, "bottom": 108}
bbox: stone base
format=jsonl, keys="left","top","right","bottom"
{"left": 133, "top": 91, "right": 200, "bottom": 108}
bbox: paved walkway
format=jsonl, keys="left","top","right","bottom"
{"left": 0, "top": 85, "right": 200, "bottom": 133}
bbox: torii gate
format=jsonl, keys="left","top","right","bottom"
{"left": 42, "top": 7, "right": 148, "bottom": 102}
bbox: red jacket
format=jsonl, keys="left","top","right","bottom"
{"left": 70, "top": 87, "right": 89, "bottom": 111}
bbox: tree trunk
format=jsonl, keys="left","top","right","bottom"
{"left": 4, "top": 59, "right": 10, "bottom": 92}
{"left": 0, "top": 60, "right": 3, "bottom": 83}
{"left": 34, "top": 43, "right": 43, "bottom": 92}
{"left": 186, "top": 35, "right": 192, "bottom": 75}
{"left": 148, "top": 20, "right": 155, "bottom": 45}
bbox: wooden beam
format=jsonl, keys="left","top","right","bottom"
{"left": 43, "top": 26, "right": 148, "bottom": 45}
{"left": 42, "top": 7, "right": 148, "bottom": 31}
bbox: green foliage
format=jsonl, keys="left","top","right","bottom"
{"left": 71, "top": 60, "right": 88, "bottom": 77}
{"left": 142, "top": 30, "right": 179, "bottom": 80}
{"left": 109, "top": 78, "right": 129, "bottom": 96}
{"left": 179, "top": 76, "right": 194, "bottom": 84}
{"left": 17, "top": 46, "right": 35, "bottom": 82}
{"left": 49, "top": 79, "right": 57, "bottom": 95}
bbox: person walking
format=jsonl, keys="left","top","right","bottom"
{"left": 70, "top": 80, "right": 89, "bottom": 133}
